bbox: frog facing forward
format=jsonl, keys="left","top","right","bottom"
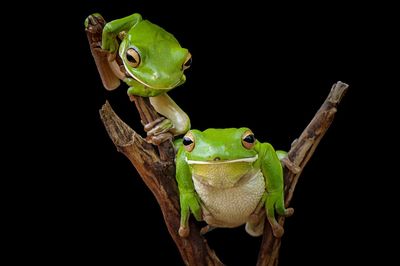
{"left": 175, "top": 128, "right": 294, "bottom": 238}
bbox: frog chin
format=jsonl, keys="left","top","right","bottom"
{"left": 125, "top": 65, "right": 184, "bottom": 90}
{"left": 187, "top": 155, "right": 258, "bottom": 189}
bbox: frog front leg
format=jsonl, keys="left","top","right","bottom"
{"left": 265, "top": 190, "right": 294, "bottom": 237}
{"left": 101, "top": 13, "right": 142, "bottom": 53}
{"left": 175, "top": 148, "right": 202, "bottom": 237}
{"left": 86, "top": 13, "right": 143, "bottom": 90}
{"left": 257, "top": 143, "right": 294, "bottom": 238}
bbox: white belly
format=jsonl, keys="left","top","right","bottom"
{"left": 193, "top": 170, "right": 265, "bottom": 228}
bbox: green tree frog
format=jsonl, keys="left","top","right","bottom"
{"left": 175, "top": 128, "right": 294, "bottom": 238}
{"left": 85, "top": 13, "right": 192, "bottom": 142}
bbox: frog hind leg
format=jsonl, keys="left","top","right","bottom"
{"left": 245, "top": 193, "right": 267, "bottom": 237}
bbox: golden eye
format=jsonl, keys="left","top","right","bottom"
{"left": 182, "top": 52, "right": 192, "bottom": 70}
{"left": 126, "top": 48, "right": 141, "bottom": 68}
{"left": 183, "top": 131, "right": 195, "bottom": 152}
{"left": 242, "top": 130, "right": 256, "bottom": 149}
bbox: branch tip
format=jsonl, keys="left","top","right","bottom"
{"left": 329, "top": 81, "right": 349, "bottom": 104}
{"left": 99, "top": 101, "right": 136, "bottom": 146}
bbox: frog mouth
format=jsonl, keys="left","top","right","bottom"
{"left": 124, "top": 64, "right": 183, "bottom": 90}
{"left": 186, "top": 155, "right": 258, "bottom": 165}
{"left": 186, "top": 155, "right": 258, "bottom": 188}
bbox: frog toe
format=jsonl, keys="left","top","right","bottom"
{"left": 146, "top": 132, "right": 173, "bottom": 145}
{"left": 271, "top": 222, "right": 284, "bottom": 238}
{"left": 145, "top": 117, "right": 173, "bottom": 135}
{"left": 143, "top": 117, "right": 174, "bottom": 144}
{"left": 284, "top": 207, "right": 294, "bottom": 217}
{"left": 179, "top": 226, "right": 190, "bottom": 237}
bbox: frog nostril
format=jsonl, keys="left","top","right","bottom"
{"left": 213, "top": 157, "right": 221, "bottom": 161}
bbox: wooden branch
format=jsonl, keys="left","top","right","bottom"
{"left": 256, "top": 81, "right": 349, "bottom": 266}
{"left": 99, "top": 101, "right": 223, "bottom": 266}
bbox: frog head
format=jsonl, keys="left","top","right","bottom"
{"left": 119, "top": 19, "right": 191, "bottom": 96}
{"left": 182, "top": 128, "right": 259, "bottom": 188}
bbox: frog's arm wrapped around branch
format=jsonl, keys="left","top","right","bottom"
{"left": 255, "top": 142, "right": 294, "bottom": 238}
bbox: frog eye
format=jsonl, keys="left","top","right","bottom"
{"left": 242, "top": 130, "right": 256, "bottom": 149}
{"left": 182, "top": 53, "right": 192, "bottom": 70}
{"left": 183, "top": 131, "right": 195, "bottom": 152}
{"left": 126, "top": 48, "right": 141, "bottom": 68}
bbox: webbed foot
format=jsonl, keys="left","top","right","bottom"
{"left": 265, "top": 191, "right": 295, "bottom": 238}
{"left": 144, "top": 117, "right": 174, "bottom": 145}
{"left": 281, "top": 157, "right": 301, "bottom": 174}
{"left": 85, "top": 13, "right": 105, "bottom": 44}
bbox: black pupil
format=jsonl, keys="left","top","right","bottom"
{"left": 243, "top": 134, "right": 255, "bottom": 143}
{"left": 184, "top": 57, "right": 192, "bottom": 67}
{"left": 127, "top": 52, "right": 136, "bottom": 63}
{"left": 183, "top": 137, "right": 193, "bottom": 146}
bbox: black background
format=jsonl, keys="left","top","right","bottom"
{"left": 23, "top": 1, "right": 396, "bottom": 265}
